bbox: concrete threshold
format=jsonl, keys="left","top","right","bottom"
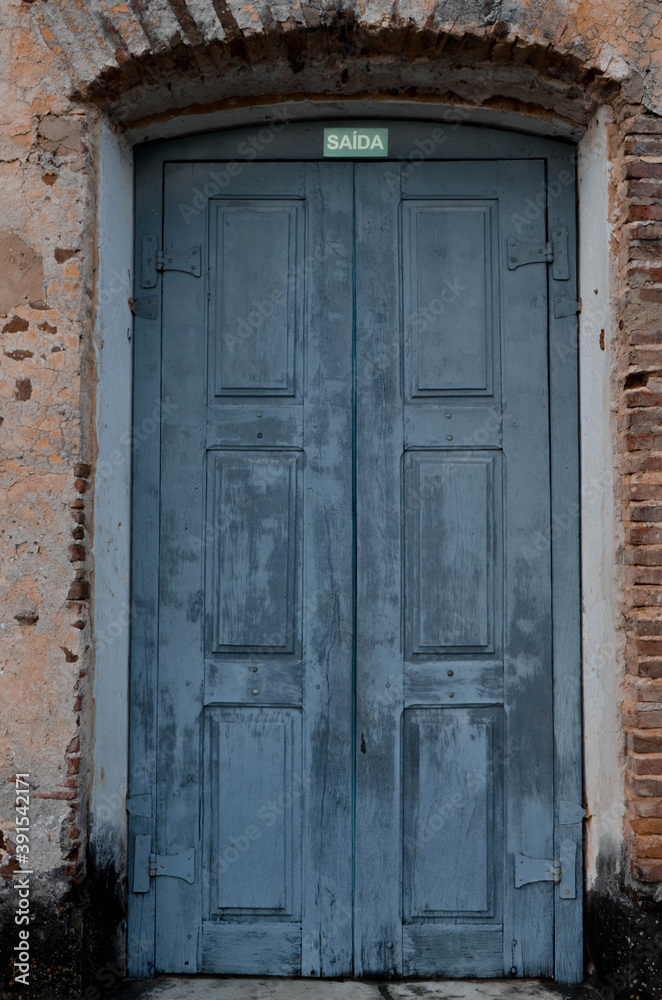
{"left": 109, "top": 977, "right": 600, "bottom": 1000}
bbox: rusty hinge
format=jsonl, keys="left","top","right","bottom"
{"left": 514, "top": 839, "right": 577, "bottom": 898}
{"left": 507, "top": 226, "right": 569, "bottom": 281}
{"left": 132, "top": 835, "right": 195, "bottom": 893}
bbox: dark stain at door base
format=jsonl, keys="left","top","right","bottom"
{"left": 586, "top": 879, "right": 662, "bottom": 1000}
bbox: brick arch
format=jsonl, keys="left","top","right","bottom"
{"left": 66, "top": 13, "right": 632, "bottom": 131}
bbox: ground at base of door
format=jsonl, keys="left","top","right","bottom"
{"left": 109, "top": 977, "right": 601, "bottom": 1000}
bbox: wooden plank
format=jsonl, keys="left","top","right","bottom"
{"left": 201, "top": 923, "right": 301, "bottom": 974}
{"left": 404, "top": 405, "right": 502, "bottom": 450}
{"left": 155, "top": 160, "right": 209, "bottom": 972}
{"left": 547, "top": 152, "right": 583, "bottom": 985}
{"left": 135, "top": 123, "right": 577, "bottom": 172}
{"left": 299, "top": 162, "right": 355, "bottom": 978}
{"left": 205, "top": 659, "right": 303, "bottom": 706}
{"left": 354, "top": 162, "right": 404, "bottom": 976}
{"left": 402, "top": 924, "right": 503, "bottom": 978}
{"left": 404, "top": 661, "right": 503, "bottom": 705}
{"left": 206, "top": 406, "right": 304, "bottom": 449}
{"left": 127, "top": 143, "right": 164, "bottom": 978}
{"left": 497, "top": 159, "right": 555, "bottom": 978}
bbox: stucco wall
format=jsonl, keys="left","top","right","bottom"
{"left": 1, "top": 0, "right": 662, "bottom": 997}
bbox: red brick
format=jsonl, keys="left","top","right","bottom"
{"left": 629, "top": 676, "right": 662, "bottom": 700}
{"left": 33, "top": 790, "right": 77, "bottom": 800}
{"left": 633, "top": 834, "right": 662, "bottom": 857}
{"left": 628, "top": 267, "right": 662, "bottom": 289}
{"left": 629, "top": 205, "right": 662, "bottom": 221}
{"left": 627, "top": 331, "right": 662, "bottom": 346}
{"left": 628, "top": 524, "right": 662, "bottom": 544}
{"left": 628, "top": 350, "right": 662, "bottom": 367}
{"left": 627, "top": 414, "right": 662, "bottom": 434}
{"left": 636, "top": 638, "right": 662, "bottom": 655}
{"left": 626, "top": 547, "right": 662, "bottom": 569}
{"left": 640, "top": 660, "right": 662, "bottom": 678}
{"left": 628, "top": 795, "right": 662, "bottom": 817}
{"left": 628, "top": 772, "right": 662, "bottom": 795}
{"left": 626, "top": 434, "right": 662, "bottom": 452}
{"left": 625, "top": 613, "right": 662, "bottom": 632}
{"left": 625, "top": 139, "right": 662, "bottom": 156}
{"left": 624, "top": 116, "right": 662, "bottom": 136}
{"left": 630, "top": 754, "right": 662, "bottom": 775}
{"left": 632, "top": 860, "right": 662, "bottom": 881}
{"left": 627, "top": 389, "right": 662, "bottom": 407}
{"left": 632, "top": 567, "right": 662, "bottom": 585}
{"left": 630, "top": 816, "right": 662, "bottom": 833}
{"left": 625, "top": 455, "right": 662, "bottom": 475}
{"left": 628, "top": 179, "right": 662, "bottom": 198}
{"left": 625, "top": 161, "right": 662, "bottom": 179}
{"left": 630, "top": 484, "right": 662, "bottom": 501}
{"left": 630, "top": 505, "right": 662, "bottom": 520}
{"left": 628, "top": 708, "right": 662, "bottom": 728}
{"left": 67, "top": 580, "right": 90, "bottom": 601}
{"left": 639, "top": 289, "right": 662, "bottom": 304}
{"left": 632, "top": 587, "right": 662, "bottom": 606}
{"left": 628, "top": 729, "right": 662, "bottom": 750}
{"left": 628, "top": 225, "right": 662, "bottom": 242}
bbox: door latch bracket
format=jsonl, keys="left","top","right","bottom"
{"left": 507, "top": 237, "right": 553, "bottom": 270}
{"left": 507, "top": 226, "right": 569, "bottom": 281}
{"left": 156, "top": 246, "right": 201, "bottom": 278}
{"left": 132, "top": 835, "right": 195, "bottom": 893}
{"left": 140, "top": 235, "right": 202, "bottom": 288}
{"left": 514, "top": 838, "right": 577, "bottom": 898}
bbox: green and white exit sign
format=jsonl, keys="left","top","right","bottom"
{"left": 324, "top": 127, "right": 389, "bottom": 157}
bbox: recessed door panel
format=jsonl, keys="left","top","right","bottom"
{"left": 403, "top": 707, "right": 502, "bottom": 919}
{"left": 403, "top": 201, "right": 496, "bottom": 396}
{"left": 207, "top": 451, "right": 300, "bottom": 654}
{"left": 404, "top": 453, "right": 500, "bottom": 655}
{"left": 203, "top": 707, "right": 302, "bottom": 917}
{"left": 210, "top": 200, "right": 303, "bottom": 397}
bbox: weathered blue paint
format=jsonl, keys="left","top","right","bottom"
{"left": 130, "top": 122, "right": 580, "bottom": 983}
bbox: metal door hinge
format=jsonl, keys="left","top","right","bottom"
{"left": 140, "top": 235, "right": 202, "bottom": 289}
{"left": 132, "top": 835, "right": 195, "bottom": 893}
{"left": 126, "top": 794, "right": 152, "bottom": 817}
{"left": 131, "top": 296, "right": 158, "bottom": 320}
{"left": 560, "top": 800, "right": 586, "bottom": 825}
{"left": 140, "top": 234, "right": 158, "bottom": 289}
{"left": 507, "top": 226, "right": 569, "bottom": 281}
{"left": 514, "top": 838, "right": 577, "bottom": 898}
{"left": 156, "top": 246, "right": 201, "bottom": 277}
{"left": 554, "top": 294, "right": 580, "bottom": 319}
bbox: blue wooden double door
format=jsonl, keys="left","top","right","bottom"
{"left": 136, "top": 147, "right": 581, "bottom": 980}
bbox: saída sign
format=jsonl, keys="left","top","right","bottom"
{"left": 324, "top": 128, "right": 389, "bottom": 157}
